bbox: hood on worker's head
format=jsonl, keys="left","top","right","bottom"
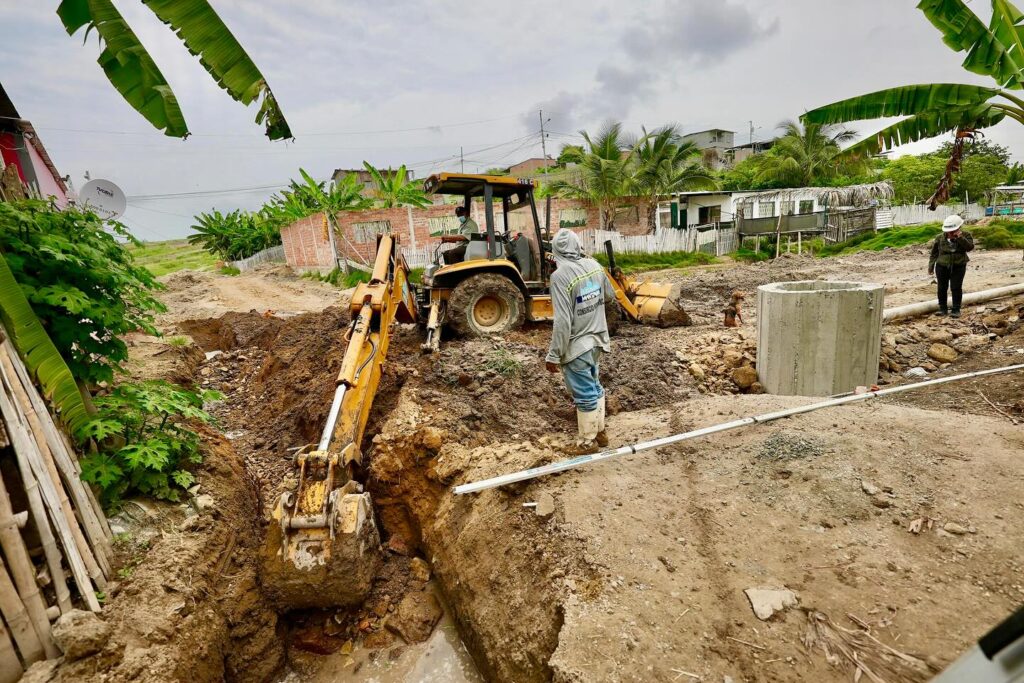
{"left": 551, "top": 228, "right": 583, "bottom": 261}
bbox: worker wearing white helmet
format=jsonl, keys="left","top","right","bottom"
{"left": 927, "top": 215, "right": 975, "bottom": 318}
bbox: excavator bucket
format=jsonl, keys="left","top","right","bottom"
{"left": 262, "top": 235, "right": 417, "bottom": 610}
{"left": 603, "top": 241, "right": 691, "bottom": 327}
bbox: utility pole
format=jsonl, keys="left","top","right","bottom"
{"left": 749, "top": 120, "right": 754, "bottom": 148}
{"left": 539, "top": 109, "right": 551, "bottom": 167}
{"left": 460, "top": 146, "right": 464, "bottom": 173}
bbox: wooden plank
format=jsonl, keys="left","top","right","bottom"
{"left": 0, "top": 554, "right": 44, "bottom": 664}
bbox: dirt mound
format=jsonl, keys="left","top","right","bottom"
{"left": 178, "top": 311, "right": 288, "bottom": 352}
{"left": 37, "top": 430, "right": 283, "bottom": 683}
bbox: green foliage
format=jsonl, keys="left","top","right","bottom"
{"left": 0, "top": 201, "right": 165, "bottom": 386}
{"left": 557, "top": 144, "right": 585, "bottom": 166}
{"left": 973, "top": 219, "right": 1024, "bottom": 247}
{"left": 302, "top": 267, "right": 370, "bottom": 288}
{"left": 880, "top": 152, "right": 1008, "bottom": 203}
{"left": 167, "top": 336, "right": 189, "bottom": 348}
{"left": 746, "top": 121, "right": 868, "bottom": 188}
{"left": 361, "top": 163, "right": 431, "bottom": 208}
{"left": 631, "top": 126, "right": 717, "bottom": 230}
{"left": 188, "top": 209, "right": 281, "bottom": 262}
{"left": 1005, "top": 161, "right": 1024, "bottom": 184}
{"left": 936, "top": 138, "right": 1011, "bottom": 163}
{"left": 592, "top": 250, "right": 716, "bottom": 273}
{"left": 79, "top": 381, "right": 221, "bottom": 505}
{"left": 484, "top": 349, "right": 523, "bottom": 377}
{"left": 817, "top": 224, "right": 944, "bottom": 256}
{"left": 0, "top": 252, "right": 90, "bottom": 434}
{"left": 57, "top": 0, "right": 290, "bottom": 139}
{"left": 732, "top": 236, "right": 777, "bottom": 261}
{"left": 218, "top": 265, "right": 241, "bottom": 276}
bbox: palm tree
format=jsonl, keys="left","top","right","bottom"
{"left": 752, "top": 121, "right": 865, "bottom": 188}
{"left": 361, "top": 163, "right": 431, "bottom": 208}
{"left": 630, "top": 126, "right": 718, "bottom": 232}
{"left": 57, "top": 0, "right": 290, "bottom": 139}
{"left": 277, "top": 170, "right": 371, "bottom": 269}
{"left": 802, "top": 0, "right": 1024, "bottom": 208}
{"left": 548, "top": 122, "right": 634, "bottom": 229}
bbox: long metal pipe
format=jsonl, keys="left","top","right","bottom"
{"left": 883, "top": 283, "right": 1024, "bottom": 321}
{"left": 317, "top": 385, "right": 347, "bottom": 452}
{"left": 452, "top": 364, "right": 1024, "bottom": 495}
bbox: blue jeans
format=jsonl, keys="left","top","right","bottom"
{"left": 561, "top": 348, "right": 604, "bottom": 412}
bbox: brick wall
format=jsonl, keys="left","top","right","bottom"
{"left": 280, "top": 197, "right": 648, "bottom": 269}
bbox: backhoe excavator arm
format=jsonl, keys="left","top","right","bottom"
{"left": 263, "top": 235, "right": 417, "bottom": 610}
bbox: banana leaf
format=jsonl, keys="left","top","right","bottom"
{"left": 0, "top": 253, "right": 90, "bottom": 435}
{"left": 803, "top": 83, "right": 1000, "bottom": 125}
{"left": 842, "top": 104, "right": 1007, "bottom": 156}
{"left": 917, "top": 0, "right": 1024, "bottom": 88}
{"left": 57, "top": 0, "right": 188, "bottom": 137}
{"left": 141, "top": 0, "right": 292, "bottom": 140}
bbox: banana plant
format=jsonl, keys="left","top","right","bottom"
{"left": 0, "top": 254, "right": 90, "bottom": 435}
{"left": 802, "top": 0, "right": 1024, "bottom": 207}
{"left": 56, "top": 0, "right": 291, "bottom": 139}
{"left": 361, "top": 163, "right": 432, "bottom": 209}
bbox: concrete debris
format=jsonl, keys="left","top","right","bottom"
{"left": 52, "top": 609, "right": 112, "bottom": 661}
{"left": 861, "top": 480, "right": 880, "bottom": 495}
{"left": 204, "top": 350, "right": 223, "bottom": 360}
{"left": 743, "top": 587, "right": 798, "bottom": 621}
{"left": 758, "top": 432, "right": 825, "bottom": 461}
{"left": 904, "top": 367, "right": 928, "bottom": 378}
{"left": 535, "top": 492, "right": 556, "bottom": 519}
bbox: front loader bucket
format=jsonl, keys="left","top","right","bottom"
{"left": 261, "top": 491, "right": 383, "bottom": 610}
{"left": 628, "top": 280, "right": 690, "bottom": 327}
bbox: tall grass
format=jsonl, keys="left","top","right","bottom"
{"left": 816, "top": 219, "right": 1024, "bottom": 257}
{"left": 593, "top": 250, "right": 716, "bottom": 273}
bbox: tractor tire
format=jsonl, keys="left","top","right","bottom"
{"left": 448, "top": 273, "right": 526, "bottom": 337}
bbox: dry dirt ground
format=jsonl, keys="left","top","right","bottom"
{"left": 43, "top": 250, "right": 1024, "bottom": 683}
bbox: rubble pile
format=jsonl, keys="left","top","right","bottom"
{"left": 681, "top": 329, "right": 764, "bottom": 395}
{"left": 879, "top": 301, "right": 1022, "bottom": 380}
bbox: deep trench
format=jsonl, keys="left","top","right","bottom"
{"left": 177, "top": 311, "right": 522, "bottom": 682}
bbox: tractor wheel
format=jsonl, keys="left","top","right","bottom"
{"left": 448, "top": 274, "right": 526, "bottom": 337}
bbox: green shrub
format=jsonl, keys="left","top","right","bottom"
{"left": 167, "top": 336, "right": 190, "bottom": 348}
{"left": 972, "top": 220, "right": 1024, "bottom": 249}
{"left": 816, "top": 224, "right": 943, "bottom": 257}
{"left": 188, "top": 209, "right": 281, "bottom": 262}
{"left": 733, "top": 247, "right": 771, "bottom": 263}
{"left": 485, "top": 349, "right": 523, "bottom": 377}
{"left": 79, "top": 381, "right": 222, "bottom": 506}
{"left": 0, "top": 201, "right": 164, "bottom": 385}
{"left": 219, "top": 265, "right": 241, "bottom": 276}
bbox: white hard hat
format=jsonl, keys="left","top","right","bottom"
{"left": 942, "top": 215, "right": 964, "bottom": 232}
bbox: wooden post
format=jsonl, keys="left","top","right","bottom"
{"left": 0, "top": 554, "right": 44, "bottom": 665}
{"left": 0, "top": 469, "right": 59, "bottom": 656}
{"left": 0, "top": 619, "right": 23, "bottom": 683}
{"left": 798, "top": 231, "right": 802, "bottom": 254}
{"left": 774, "top": 212, "right": 784, "bottom": 258}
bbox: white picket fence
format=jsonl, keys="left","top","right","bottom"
{"left": 402, "top": 242, "right": 455, "bottom": 269}
{"left": 229, "top": 244, "right": 286, "bottom": 272}
{"left": 576, "top": 225, "right": 738, "bottom": 257}
{"left": 890, "top": 203, "right": 984, "bottom": 226}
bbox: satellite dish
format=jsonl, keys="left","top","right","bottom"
{"left": 79, "top": 179, "right": 126, "bottom": 220}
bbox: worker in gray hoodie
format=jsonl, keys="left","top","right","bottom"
{"left": 544, "top": 229, "right": 614, "bottom": 451}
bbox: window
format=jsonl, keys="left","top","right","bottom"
{"left": 758, "top": 201, "right": 776, "bottom": 217}
{"left": 799, "top": 200, "right": 815, "bottom": 214}
{"left": 559, "top": 208, "right": 587, "bottom": 228}
{"left": 738, "top": 202, "right": 754, "bottom": 219}
{"left": 352, "top": 220, "right": 392, "bottom": 243}
{"left": 698, "top": 205, "right": 722, "bottom": 224}
{"left": 780, "top": 201, "right": 796, "bottom": 216}
{"left": 428, "top": 216, "right": 461, "bottom": 237}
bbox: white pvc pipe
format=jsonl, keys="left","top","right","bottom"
{"left": 883, "top": 283, "right": 1024, "bottom": 321}
{"left": 318, "top": 385, "right": 347, "bottom": 452}
{"left": 452, "top": 364, "right": 1024, "bottom": 495}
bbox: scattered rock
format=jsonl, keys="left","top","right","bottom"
{"left": 386, "top": 534, "right": 412, "bottom": 556}
{"left": 926, "top": 343, "right": 958, "bottom": 364}
{"left": 743, "top": 587, "right": 798, "bottom": 621}
{"left": 535, "top": 492, "right": 555, "bottom": 520}
{"left": 903, "top": 367, "right": 927, "bottom": 379}
{"left": 657, "top": 556, "right": 677, "bottom": 573}
{"left": 723, "top": 349, "right": 744, "bottom": 368}
{"left": 731, "top": 366, "right": 758, "bottom": 390}
{"left": 409, "top": 557, "right": 431, "bottom": 583}
{"left": 861, "top": 480, "right": 880, "bottom": 496}
{"left": 387, "top": 591, "right": 443, "bottom": 644}
{"left": 943, "top": 522, "right": 968, "bottom": 535}
{"left": 52, "top": 609, "right": 112, "bottom": 661}
{"left": 927, "top": 330, "right": 953, "bottom": 343}
{"left": 688, "top": 364, "right": 706, "bottom": 382}
{"left": 193, "top": 494, "right": 215, "bottom": 511}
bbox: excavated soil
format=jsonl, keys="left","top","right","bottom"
{"left": 60, "top": 246, "right": 1023, "bottom": 683}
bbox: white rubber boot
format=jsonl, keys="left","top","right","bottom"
{"left": 595, "top": 395, "right": 608, "bottom": 448}
{"left": 572, "top": 406, "right": 602, "bottom": 454}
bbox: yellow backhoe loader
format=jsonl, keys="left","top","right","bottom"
{"left": 263, "top": 173, "right": 691, "bottom": 610}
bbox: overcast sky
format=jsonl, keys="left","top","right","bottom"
{"left": 2, "top": 0, "right": 1021, "bottom": 240}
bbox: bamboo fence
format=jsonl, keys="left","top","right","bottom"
{"left": 0, "top": 330, "right": 112, "bottom": 680}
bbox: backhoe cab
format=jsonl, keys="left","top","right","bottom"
{"left": 416, "top": 173, "right": 690, "bottom": 352}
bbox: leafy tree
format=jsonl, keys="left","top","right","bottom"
{"left": 1005, "top": 161, "right": 1024, "bottom": 184}
{"left": 749, "top": 121, "right": 867, "bottom": 188}
{"left": 557, "top": 144, "right": 585, "bottom": 166}
{"left": 936, "top": 137, "right": 1010, "bottom": 164}
{"left": 881, "top": 153, "right": 1007, "bottom": 203}
{"left": 0, "top": 201, "right": 164, "bottom": 386}
{"left": 361, "top": 163, "right": 431, "bottom": 208}
{"left": 79, "top": 381, "right": 221, "bottom": 505}
{"left": 483, "top": 167, "right": 510, "bottom": 176}
{"left": 57, "top": 0, "right": 290, "bottom": 139}
{"left": 188, "top": 209, "right": 281, "bottom": 261}
{"left": 802, "top": 0, "right": 1024, "bottom": 207}
{"left": 547, "top": 123, "right": 635, "bottom": 229}
{"left": 630, "top": 126, "right": 717, "bottom": 231}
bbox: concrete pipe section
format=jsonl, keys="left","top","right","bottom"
{"left": 756, "top": 281, "right": 884, "bottom": 396}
